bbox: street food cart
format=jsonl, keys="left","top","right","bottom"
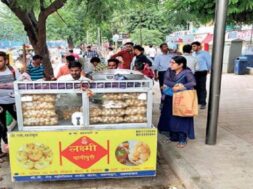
{"left": 9, "top": 72, "right": 157, "bottom": 182}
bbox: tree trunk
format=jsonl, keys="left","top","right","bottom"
{"left": 1, "top": 0, "right": 67, "bottom": 79}
{"left": 67, "top": 36, "right": 74, "bottom": 49}
{"left": 22, "top": 16, "right": 53, "bottom": 78}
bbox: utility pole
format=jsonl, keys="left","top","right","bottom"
{"left": 250, "top": 24, "right": 253, "bottom": 45}
{"left": 206, "top": 0, "right": 229, "bottom": 145}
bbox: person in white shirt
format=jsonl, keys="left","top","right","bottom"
{"left": 182, "top": 44, "right": 198, "bottom": 73}
{"left": 58, "top": 61, "right": 90, "bottom": 81}
{"left": 147, "top": 45, "right": 157, "bottom": 60}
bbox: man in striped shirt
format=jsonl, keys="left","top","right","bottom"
{"left": 27, "top": 55, "right": 46, "bottom": 81}
{"left": 90, "top": 57, "right": 107, "bottom": 72}
{"left": 0, "top": 51, "right": 17, "bottom": 161}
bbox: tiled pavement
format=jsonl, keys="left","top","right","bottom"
{"left": 156, "top": 74, "right": 253, "bottom": 189}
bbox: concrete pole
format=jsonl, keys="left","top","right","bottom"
{"left": 206, "top": 0, "right": 229, "bottom": 145}
{"left": 250, "top": 24, "right": 253, "bottom": 45}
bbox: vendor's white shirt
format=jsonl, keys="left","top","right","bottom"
{"left": 57, "top": 74, "right": 90, "bottom": 81}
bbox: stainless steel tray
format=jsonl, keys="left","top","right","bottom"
{"left": 92, "top": 69, "right": 144, "bottom": 80}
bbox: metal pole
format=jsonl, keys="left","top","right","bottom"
{"left": 206, "top": 0, "right": 229, "bottom": 145}
{"left": 250, "top": 24, "right": 253, "bottom": 45}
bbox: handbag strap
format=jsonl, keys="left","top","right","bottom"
{"left": 175, "top": 74, "right": 185, "bottom": 84}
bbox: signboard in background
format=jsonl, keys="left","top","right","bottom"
{"left": 182, "top": 34, "right": 195, "bottom": 44}
{"left": 166, "top": 36, "right": 178, "bottom": 50}
{"left": 227, "top": 29, "right": 253, "bottom": 41}
{"left": 9, "top": 128, "right": 157, "bottom": 182}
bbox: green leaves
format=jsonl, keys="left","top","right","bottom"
{"left": 167, "top": 0, "right": 253, "bottom": 24}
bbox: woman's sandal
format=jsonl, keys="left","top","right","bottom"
{"left": 176, "top": 142, "right": 187, "bottom": 148}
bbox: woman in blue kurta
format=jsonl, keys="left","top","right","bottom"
{"left": 158, "top": 56, "right": 196, "bottom": 148}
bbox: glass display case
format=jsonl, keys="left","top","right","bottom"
{"left": 14, "top": 81, "right": 87, "bottom": 131}
{"left": 89, "top": 92, "right": 149, "bottom": 128}
{"left": 14, "top": 78, "right": 153, "bottom": 131}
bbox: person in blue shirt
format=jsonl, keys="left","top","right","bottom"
{"left": 191, "top": 41, "right": 211, "bottom": 109}
{"left": 154, "top": 43, "right": 173, "bottom": 93}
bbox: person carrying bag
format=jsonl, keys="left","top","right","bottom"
{"left": 158, "top": 56, "right": 196, "bottom": 148}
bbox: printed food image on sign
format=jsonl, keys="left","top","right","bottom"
{"left": 17, "top": 143, "right": 53, "bottom": 170}
{"left": 115, "top": 141, "right": 150, "bottom": 166}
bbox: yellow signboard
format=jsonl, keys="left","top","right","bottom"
{"left": 9, "top": 128, "right": 157, "bottom": 182}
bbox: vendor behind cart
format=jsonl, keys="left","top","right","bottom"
{"left": 57, "top": 61, "right": 92, "bottom": 117}
{"left": 107, "top": 58, "right": 120, "bottom": 69}
{"left": 58, "top": 61, "right": 90, "bottom": 81}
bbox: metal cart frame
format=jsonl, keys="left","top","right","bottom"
{"left": 14, "top": 78, "right": 153, "bottom": 131}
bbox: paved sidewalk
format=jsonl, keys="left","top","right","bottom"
{"left": 155, "top": 74, "right": 253, "bottom": 189}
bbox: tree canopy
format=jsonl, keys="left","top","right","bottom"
{"left": 166, "top": 0, "right": 253, "bottom": 24}
{"left": 1, "top": 0, "right": 253, "bottom": 51}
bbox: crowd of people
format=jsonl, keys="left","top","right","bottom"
{"left": 0, "top": 41, "right": 211, "bottom": 179}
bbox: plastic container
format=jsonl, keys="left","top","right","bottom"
{"left": 234, "top": 56, "right": 248, "bottom": 75}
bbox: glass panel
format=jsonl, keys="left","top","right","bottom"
{"left": 21, "top": 94, "right": 83, "bottom": 127}
{"left": 89, "top": 93, "right": 147, "bottom": 125}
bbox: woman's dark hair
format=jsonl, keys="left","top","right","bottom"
{"left": 90, "top": 57, "right": 101, "bottom": 63}
{"left": 68, "top": 61, "right": 82, "bottom": 69}
{"left": 172, "top": 56, "right": 187, "bottom": 69}
{"left": 133, "top": 45, "right": 144, "bottom": 52}
{"left": 183, "top": 44, "right": 192, "bottom": 53}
